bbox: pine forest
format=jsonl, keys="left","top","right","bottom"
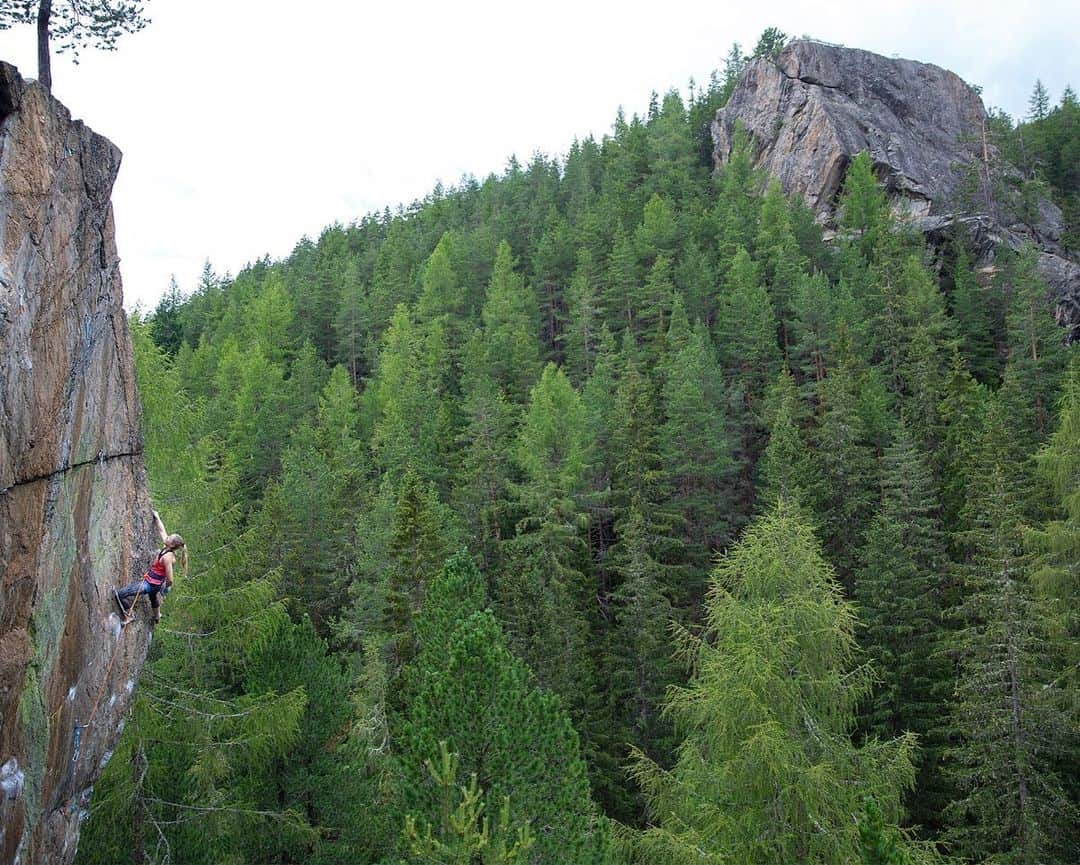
{"left": 72, "top": 35, "right": 1080, "bottom": 865}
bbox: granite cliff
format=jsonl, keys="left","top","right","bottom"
{"left": 713, "top": 40, "right": 1080, "bottom": 338}
{"left": 0, "top": 63, "right": 156, "bottom": 864}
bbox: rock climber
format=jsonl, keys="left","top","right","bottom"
{"left": 114, "top": 509, "right": 186, "bottom": 623}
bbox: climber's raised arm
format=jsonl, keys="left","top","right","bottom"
{"left": 152, "top": 509, "right": 168, "bottom": 545}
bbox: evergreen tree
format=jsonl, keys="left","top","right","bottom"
{"left": 810, "top": 352, "right": 881, "bottom": 587}
{"left": 1004, "top": 245, "right": 1069, "bottom": 441}
{"left": 839, "top": 151, "right": 890, "bottom": 260}
{"left": 756, "top": 369, "right": 815, "bottom": 509}
{"left": 714, "top": 124, "right": 761, "bottom": 270}
{"left": 945, "top": 389, "right": 1079, "bottom": 865}
{"left": 755, "top": 178, "right": 807, "bottom": 347}
{"left": 856, "top": 421, "right": 952, "bottom": 829}
{"left": 563, "top": 247, "right": 605, "bottom": 384}
{"left": 659, "top": 322, "right": 737, "bottom": 573}
{"left": 500, "top": 365, "right": 596, "bottom": 729}
{"left": 398, "top": 555, "right": 611, "bottom": 865}
{"left": 480, "top": 240, "right": 542, "bottom": 402}
{"left": 628, "top": 501, "right": 923, "bottom": 865}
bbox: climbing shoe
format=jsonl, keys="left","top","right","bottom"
{"left": 113, "top": 590, "right": 132, "bottom": 619}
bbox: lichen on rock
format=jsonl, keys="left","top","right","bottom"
{"left": 0, "top": 62, "right": 156, "bottom": 865}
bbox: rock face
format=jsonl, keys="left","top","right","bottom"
{"left": 712, "top": 40, "right": 1080, "bottom": 339}
{"left": 0, "top": 63, "right": 155, "bottom": 865}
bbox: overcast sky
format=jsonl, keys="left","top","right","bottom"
{"left": 1, "top": 0, "right": 1077, "bottom": 310}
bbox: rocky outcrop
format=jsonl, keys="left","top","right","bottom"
{"left": 0, "top": 63, "right": 155, "bottom": 865}
{"left": 712, "top": 40, "right": 1080, "bottom": 339}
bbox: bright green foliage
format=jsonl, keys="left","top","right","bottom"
{"left": 398, "top": 581, "right": 611, "bottom": 865}
{"left": 88, "top": 55, "right": 1080, "bottom": 865}
{"left": 371, "top": 305, "right": 454, "bottom": 488}
{"left": 839, "top": 151, "right": 890, "bottom": 257}
{"left": 945, "top": 390, "right": 1079, "bottom": 865}
{"left": 78, "top": 326, "right": 308, "bottom": 865}
{"left": 1030, "top": 355, "right": 1080, "bottom": 638}
{"left": 605, "top": 225, "right": 641, "bottom": 335}
{"left": 790, "top": 271, "right": 858, "bottom": 386}
{"left": 334, "top": 261, "right": 368, "bottom": 383}
{"left": 636, "top": 193, "right": 680, "bottom": 263}
{"left": 715, "top": 124, "right": 761, "bottom": 269}
{"left": 636, "top": 254, "right": 676, "bottom": 353}
{"left": 628, "top": 501, "right": 921, "bottom": 865}
{"left": 248, "top": 272, "right": 296, "bottom": 364}
{"left": 644, "top": 91, "right": 702, "bottom": 203}
{"left": 401, "top": 743, "right": 536, "bottom": 865}
{"left": 480, "top": 240, "right": 542, "bottom": 402}
{"left": 417, "top": 232, "right": 465, "bottom": 324}
{"left": 937, "top": 352, "right": 990, "bottom": 529}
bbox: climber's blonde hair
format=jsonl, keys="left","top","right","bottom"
{"left": 166, "top": 533, "right": 188, "bottom": 577}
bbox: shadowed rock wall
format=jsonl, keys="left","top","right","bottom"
{"left": 0, "top": 62, "right": 156, "bottom": 865}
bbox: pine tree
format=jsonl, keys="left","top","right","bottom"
{"left": 383, "top": 468, "right": 457, "bottom": 674}
{"left": 947, "top": 239, "right": 1001, "bottom": 384}
{"left": 628, "top": 501, "right": 923, "bottom": 865}
{"left": 605, "top": 224, "right": 641, "bottom": 335}
{"left": 1004, "top": 245, "right": 1069, "bottom": 441}
{"left": 480, "top": 240, "right": 542, "bottom": 402}
{"left": 659, "top": 322, "right": 737, "bottom": 573}
{"left": 1029, "top": 79, "right": 1051, "bottom": 121}
{"left": 856, "top": 421, "right": 952, "bottom": 829}
{"left": 417, "top": 231, "right": 465, "bottom": 324}
{"left": 500, "top": 364, "right": 596, "bottom": 727}
{"left": 839, "top": 151, "right": 890, "bottom": 261}
{"left": 714, "top": 123, "right": 761, "bottom": 270}
{"left": 1030, "top": 354, "right": 1080, "bottom": 634}
{"left": 756, "top": 369, "right": 815, "bottom": 509}
{"left": 945, "top": 388, "right": 1079, "bottom": 865}
{"left": 398, "top": 556, "right": 611, "bottom": 865}
{"left": 562, "top": 248, "right": 605, "bottom": 384}
{"left": 755, "top": 179, "right": 807, "bottom": 347}
{"left": 453, "top": 370, "right": 517, "bottom": 572}
{"left": 371, "top": 305, "right": 454, "bottom": 488}
{"left": 810, "top": 353, "right": 881, "bottom": 587}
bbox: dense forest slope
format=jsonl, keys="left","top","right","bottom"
{"left": 74, "top": 36, "right": 1078, "bottom": 865}
{"left": 0, "top": 63, "right": 156, "bottom": 865}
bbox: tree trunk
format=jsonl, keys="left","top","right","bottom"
{"left": 36, "top": 0, "right": 52, "bottom": 91}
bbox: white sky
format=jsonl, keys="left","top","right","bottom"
{"left": 1, "top": 0, "right": 1077, "bottom": 311}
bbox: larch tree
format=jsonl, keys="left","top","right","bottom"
{"left": 627, "top": 501, "right": 925, "bottom": 865}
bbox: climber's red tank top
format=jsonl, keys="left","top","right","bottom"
{"left": 145, "top": 548, "right": 170, "bottom": 586}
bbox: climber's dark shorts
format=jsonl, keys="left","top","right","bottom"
{"left": 116, "top": 578, "right": 163, "bottom": 609}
